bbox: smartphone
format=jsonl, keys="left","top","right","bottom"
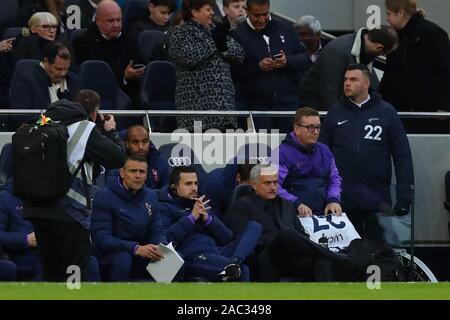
{"left": 132, "top": 63, "right": 145, "bottom": 69}
{"left": 272, "top": 53, "right": 283, "bottom": 59}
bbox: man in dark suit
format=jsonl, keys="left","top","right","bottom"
{"left": 225, "top": 163, "right": 346, "bottom": 282}
{"left": 72, "top": 0, "right": 144, "bottom": 102}
{"left": 9, "top": 41, "right": 79, "bottom": 130}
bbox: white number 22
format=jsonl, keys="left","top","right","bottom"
{"left": 364, "top": 125, "right": 382, "bottom": 141}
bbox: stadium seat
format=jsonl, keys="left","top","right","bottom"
{"left": 79, "top": 60, "right": 133, "bottom": 129}
{"left": 0, "top": 143, "right": 13, "bottom": 188}
{"left": 158, "top": 142, "right": 207, "bottom": 185}
{"left": 140, "top": 60, "right": 176, "bottom": 132}
{"left": 78, "top": 60, "right": 132, "bottom": 110}
{"left": 2, "top": 27, "right": 23, "bottom": 40}
{"left": 68, "top": 28, "right": 86, "bottom": 44}
{"left": 138, "top": 30, "right": 164, "bottom": 65}
{"left": 123, "top": 0, "right": 148, "bottom": 30}
{"left": 0, "top": 0, "right": 18, "bottom": 30}
{"left": 229, "top": 184, "right": 253, "bottom": 209}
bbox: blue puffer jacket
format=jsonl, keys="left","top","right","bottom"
{"left": 91, "top": 177, "right": 167, "bottom": 255}
{"left": 157, "top": 186, "right": 235, "bottom": 258}
{"left": 272, "top": 133, "right": 342, "bottom": 213}
{"left": 0, "top": 179, "right": 33, "bottom": 253}
{"left": 107, "top": 141, "right": 169, "bottom": 190}
{"left": 319, "top": 93, "right": 414, "bottom": 211}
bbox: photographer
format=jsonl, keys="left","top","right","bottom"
{"left": 24, "top": 90, "right": 126, "bottom": 282}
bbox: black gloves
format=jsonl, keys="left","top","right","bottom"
{"left": 211, "top": 16, "right": 231, "bottom": 52}
{"left": 393, "top": 199, "right": 410, "bottom": 216}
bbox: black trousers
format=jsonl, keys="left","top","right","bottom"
{"left": 30, "top": 218, "right": 91, "bottom": 282}
{"left": 254, "top": 229, "right": 337, "bottom": 282}
{"left": 346, "top": 210, "right": 385, "bottom": 243}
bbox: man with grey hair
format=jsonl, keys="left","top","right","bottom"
{"left": 225, "top": 163, "right": 343, "bottom": 282}
{"left": 294, "top": 15, "right": 330, "bottom": 63}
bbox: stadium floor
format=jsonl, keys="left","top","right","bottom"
{"left": 1, "top": 282, "right": 450, "bottom": 300}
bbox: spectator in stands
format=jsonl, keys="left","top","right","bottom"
{"left": 168, "top": 0, "right": 245, "bottom": 132}
{"left": 9, "top": 41, "right": 79, "bottom": 130}
{"left": 92, "top": 155, "right": 167, "bottom": 281}
{"left": 0, "top": 178, "right": 43, "bottom": 281}
{"left": 272, "top": 107, "right": 342, "bottom": 217}
{"left": 319, "top": 64, "right": 414, "bottom": 242}
{"left": 25, "top": 96, "right": 125, "bottom": 282}
{"left": 379, "top": 0, "right": 450, "bottom": 133}
{"left": 157, "top": 166, "right": 262, "bottom": 282}
{"left": 225, "top": 163, "right": 341, "bottom": 282}
{"left": 13, "top": 12, "right": 58, "bottom": 62}
{"left": 223, "top": 0, "right": 246, "bottom": 29}
{"left": 299, "top": 25, "right": 398, "bottom": 111}
{"left": 65, "top": 0, "right": 102, "bottom": 30}
{"left": 72, "top": 0, "right": 144, "bottom": 102}
{"left": 107, "top": 124, "right": 169, "bottom": 190}
{"left": 127, "top": 0, "right": 176, "bottom": 61}
{"left": 150, "top": 10, "right": 184, "bottom": 62}
{"left": 231, "top": 0, "right": 311, "bottom": 132}
{"left": 294, "top": 15, "right": 330, "bottom": 63}
{"left": 0, "top": 243, "right": 17, "bottom": 281}
{"left": 18, "top": 0, "right": 67, "bottom": 34}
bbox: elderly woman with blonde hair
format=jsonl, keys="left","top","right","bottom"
{"left": 13, "top": 12, "right": 60, "bottom": 62}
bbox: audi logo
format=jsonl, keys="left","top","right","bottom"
{"left": 168, "top": 157, "right": 192, "bottom": 166}
{"left": 249, "top": 156, "right": 270, "bottom": 164}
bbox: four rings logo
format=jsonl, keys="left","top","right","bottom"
{"left": 168, "top": 157, "right": 192, "bottom": 166}
{"left": 249, "top": 156, "right": 270, "bottom": 164}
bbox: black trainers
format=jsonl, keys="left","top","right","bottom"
{"left": 219, "top": 263, "right": 241, "bottom": 281}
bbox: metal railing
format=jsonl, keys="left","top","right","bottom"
{"left": 2, "top": 109, "right": 449, "bottom": 132}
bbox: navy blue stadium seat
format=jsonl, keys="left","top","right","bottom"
{"left": 78, "top": 60, "right": 132, "bottom": 110}
{"left": 68, "top": 27, "right": 86, "bottom": 44}
{"left": 2, "top": 27, "right": 23, "bottom": 40}
{"left": 138, "top": 30, "right": 164, "bottom": 65}
{"left": 140, "top": 60, "right": 176, "bottom": 132}
{"left": 79, "top": 60, "right": 134, "bottom": 129}
{"left": 158, "top": 142, "right": 207, "bottom": 186}
{"left": 229, "top": 184, "right": 253, "bottom": 209}
{"left": 0, "top": 143, "right": 13, "bottom": 188}
{"left": 0, "top": 0, "right": 18, "bottom": 30}
{"left": 123, "top": 0, "right": 148, "bottom": 30}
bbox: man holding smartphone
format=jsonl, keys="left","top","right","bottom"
{"left": 231, "top": 0, "right": 311, "bottom": 132}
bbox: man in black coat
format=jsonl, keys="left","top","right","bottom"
{"left": 225, "top": 163, "right": 346, "bottom": 282}
{"left": 72, "top": 0, "right": 144, "bottom": 102}
{"left": 9, "top": 41, "right": 79, "bottom": 130}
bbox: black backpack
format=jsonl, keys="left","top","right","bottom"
{"left": 12, "top": 117, "right": 72, "bottom": 201}
{"left": 337, "top": 239, "right": 404, "bottom": 282}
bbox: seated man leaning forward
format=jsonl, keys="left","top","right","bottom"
{"left": 272, "top": 107, "right": 342, "bottom": 217}
{"left": 91, "top": 155, "right": 168, "bottom": 282}
{"left": 157, "top": 166, "right": 262, "bottom": 282}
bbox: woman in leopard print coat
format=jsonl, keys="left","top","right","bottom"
{"left": 168, "top": 0, "right": 244, "bottom": 132}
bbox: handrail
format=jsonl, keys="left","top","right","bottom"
{"left": 2, "top": 109, "right": 450, "bottom": 119}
